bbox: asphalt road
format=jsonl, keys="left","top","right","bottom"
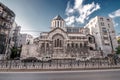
{"left": 0, "top": 69, "right": 120, "bottom": 80}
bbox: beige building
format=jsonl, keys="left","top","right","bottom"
{"left": 85, "top": 16, "right": 118, "bottom": 56}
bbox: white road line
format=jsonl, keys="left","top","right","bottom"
{"left": 0, "top": 69, "right": 120, "bottom": 74}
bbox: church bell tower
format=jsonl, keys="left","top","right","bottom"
{"left": 51, "top": 15, "right": 65, "bottom": 30}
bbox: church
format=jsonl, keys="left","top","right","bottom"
{"left": 20, "top": 15, "right": 109, "bottom": 60}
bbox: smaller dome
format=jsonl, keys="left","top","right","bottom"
{"left": 53, "top": 15, "right": 64, "bottom": 21}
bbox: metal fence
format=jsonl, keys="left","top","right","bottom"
{"left": 0, "top": 58, "right": 120, "bottom": 70}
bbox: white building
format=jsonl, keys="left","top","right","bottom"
{"left": 85, "top": 16, "right": 118, "bottom": 56}
{"left": 18, "top": 34, "right": 33, "bottom": 47}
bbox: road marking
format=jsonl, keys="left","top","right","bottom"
{"left": 0, "top": 69, "right": 120, "bottom": 73}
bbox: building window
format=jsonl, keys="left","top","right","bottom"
{"left": 101, "top": 22, "right": 104, "bottom": 26}
{"left": 67, "top": 29, "right": 71, "bottom": 32}
{"left": 80, "top": 43, "right": 82, "bottom": 47}
{"left": 55, "top": 21, "right": 56, "bottom": 27}
{"left": 75, "top": 44, "right": 78, "bottom": 48}
{"left": 89, "top": 37, "right": 93, "bottom": 43}
{"left": 54, "top": 39, "right": 63, "bottom": 47}
{"left": 100, "top": 17, "right": 104, "bottom": 21}
{"left": 104, "top": 43, "right": 110, "bottom": 46}
{"left": 108, "top": 24, "right": 110, "bottom": 28}
{"left": 67, "top": 44, "right": 70, "bottom": 48}
{"left": 102, "top": 27, "right": 107, "bottom": 34}
{"left": 46, "top": 43, "right": 49, "bottom": 48}
{"left": 54, "top": 40, "right": 57, "bottom": 47}
{"left": 89, "top": 47, "right": 93, "bottom": 50}
{"left": 103, "top": 37, "right": 109, "bottom": 40}
{"left": 70, "top": 36, "right": 76, "bottom": 39}
{"left": 0, "top": 45, "right": 4, "bottom": 54}
{"left": 59, "top": 40, "right": 62, "bottom": 47}
{"left": 41, "top": 43, "right": 45, "bottom": 48}
{"left": 71, "top": 43, "right": 74, "bottom": 48}
{"left": 84, "top": 43, "right": 87, "bottom": 47}
{"left": 107, "top": 19, "right": 110, "bottom": 22}
{"left": 2, "top": 11, "right": 7, "bottom": 18}
{"left": 112, "top": 31, "right": 115, "bottom": 33}
{"left": 57, "top": 39, "right": 59, "bottom": 47}
{"left": 57, "top": 21, "right": 59, "bottom": 27}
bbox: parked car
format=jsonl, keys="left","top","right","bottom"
{"left": 76, "top": 56, "right": 91, "bottom": 61}
{"left": 42, "top": 56, "right": 51, "bottom": 62}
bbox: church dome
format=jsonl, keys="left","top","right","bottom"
{"left": 53, "top": 15, "right": 64, "bottom": 21}
{"left": 51, "top": 15, "right": 65, "bottom": 30}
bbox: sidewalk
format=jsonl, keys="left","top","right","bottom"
{"left": 0, "top": 66, "right": 120, "bottom": 72}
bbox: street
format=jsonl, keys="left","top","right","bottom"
{"left": 0, "top": 69, "right": 120, "bottom": 80}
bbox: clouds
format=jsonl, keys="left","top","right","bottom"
{"left": 109, "top": 9, "right": 120, "bottom": 18}
{"left": 109, "top": 9, "right": 120, "bottom": 27}
{"left": 65, "top": 16, "right": 75, "bottom": 26}
{"left": 65, "top": 0, "right": 100, "bottom": 26}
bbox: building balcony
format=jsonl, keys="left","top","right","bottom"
{"left": 0, "top": 13, "right": 14, "bottom": 23}
{"left": 53, "top": 47, "right": 63, "bottom": 50}
{"left": 0, "top": 23, "right": 11, "bottom": 29}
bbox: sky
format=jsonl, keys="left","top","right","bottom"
{"left": 0, "top": 0, "right": 120, "bottom": 37}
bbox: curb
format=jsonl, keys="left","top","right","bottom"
{"left": 0, "top": 67, "right": 120, "bottom": 72}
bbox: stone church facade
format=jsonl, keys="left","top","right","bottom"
{"left": 21, "top": 15, "right": 101, "bottom": 60}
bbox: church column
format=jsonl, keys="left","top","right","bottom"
{"left": 53, "top": 21, "right": 54, "bottom": 27}
{"left": 62, "top": 21, "right": 63, "bottom": 27}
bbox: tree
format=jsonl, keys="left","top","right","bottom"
{"left": 116, "top": 46, "right": 120, "bottom": 54}
{"left": 10, "top": 47, "right": 21, "bottom": 59}
{"left": 118, "top": 39, "right": 120, "bottom": 44}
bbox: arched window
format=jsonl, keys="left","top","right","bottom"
{"left": 89, "top": 47, "right": 93, "bottom": 50}
{"left": 67, "top": 44, "right": 70, "bottom": 48}
{"left": 41, "top": 43, "right": 45, "bottom": 48}
{"left": 84, "top": 43, "right": 87, "bottom": 47}
{"left": 75, "top": 44, "right": 78, "bottom": 48}
{"left": 54, "top": 40, "right": 56, "bottom": 47}
{"left": 52, "top": 34, "right": 64, "bottom": 48}
{"left": 57, "top": 21, "right": 59, "bottom": 27}
{"left": 55, "top": 21, "right": 56, "bottom": 27}
{"left": 88, "top": 36, "right": 95, "bottom": 43}
{"left": 89, "top": 37, "right": 92, "bottom": 43}
{"left": 57, "top": 39, "right": 59, "bottom": 47}
{"left": 54, "top": 39, "right": 63, "bottom": 47}
{"left": 71, "top": 43, "right": 74, "bottom": 48}
{"left": 46, "top": 43, "right": 49, "bottom": 48}
{"left": 80, "top": 43, "right": 82, "bottom": 47}
{"left": 59, "top": 40, "right": 62, "bottom": 47}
